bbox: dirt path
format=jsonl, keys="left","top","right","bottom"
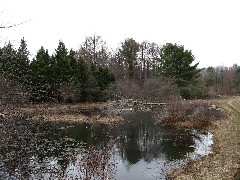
{"left": 169, "top": 96, "right": 240, "bottom": 180}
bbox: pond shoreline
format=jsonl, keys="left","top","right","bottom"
{"left": 4, "top": 99, "right": 224, "bottom": 128}
{"left": 3, "top": 98, "right": 238, "bottom": 179}
{"left": 1, "top": 98, "right": 237, "bottom": 179}
{"left": 4, "top": 102, "right": 124, "bottom": 125}
{"left": 168, "top": 96, "right": 240, "bottom": 179}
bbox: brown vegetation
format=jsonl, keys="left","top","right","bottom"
{"left": 107, "top": 78, "right": 180, "bottom": 102}
{"left": 157, "top": 99, "right": 225, "bottom": 129}
{"left": 5, "top": 102, "right": 123, "bottom": 125}
{"left": 168, "top": 96, "right": 240, "bottom": 179}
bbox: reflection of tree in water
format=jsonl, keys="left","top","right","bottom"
{"left": 112, "top": 112, "right": 199, "bottom": 164}
{"left": 161, "top": 127, "right": 196, "bottom": 160}
{"left": 113, "top": 112, "right": 164, "bottom": 164}
{"left": 125, "top": 129, "right": 142, "bottom": 164}
{"left": 0, "top": 111, "right": 205, "bottom": 179}
{"left": 62, "top": 122, "right": 110, "bottom": 146}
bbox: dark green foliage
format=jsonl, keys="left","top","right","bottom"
{"left": 159, "top": 43, "right": 201, "bottom": 87}
{"left": 29, "top": 42, "right": 86, "bottom": 102}
{"left": 27, "top": 41, "right": 115, "bottom": 102}
{"left": 91, "top": 65, "right": 115, "bottom": 91}
{"left": 0, "top": 38, "right": 30, "bottom": 83}
{"left": 0, "top": 42, "right": 17, "bottom": 76}
{"left": 16, "top": 38, "right": 30, "bottom": 83}
{"left": 82, "top": 64, "right": 115, "bottom": 101}
{"left": 180, "top": 84, "right": 210, "bottom": 99}
{"left": 29, "top": 47, "right": 55, "bottom": 102}
{"left": 0, "top": 38, "right": 30, "bottom": 84}
{"left": 52, "top": 41, "right": 72, "bottom": 84}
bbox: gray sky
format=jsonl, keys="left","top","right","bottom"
{"left": 1, "top": 0, "right": 240, "bottom": 67}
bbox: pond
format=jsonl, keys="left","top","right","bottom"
{"left": 0, "top": 110, "right": 213, "bottom": 179}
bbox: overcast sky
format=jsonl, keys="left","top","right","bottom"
{"left": 1, "top": 0, "right": 240, "bottom": 67}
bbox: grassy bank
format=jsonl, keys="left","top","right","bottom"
{"left": 169, "top": 96, "right": 240, "bottom": 179}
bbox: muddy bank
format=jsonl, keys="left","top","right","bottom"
{"left": 168, "top": 97, "right": 240, "bottom": 179}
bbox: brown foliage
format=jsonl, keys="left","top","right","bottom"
{"left": 107, "top": 78, "right": 180, "bottom": 102}
{"left": 0, "top": 74, "right": 29, "bottom": 104}
{"left": 58, "top": 81, "right": 78, "bottom": 103}
{"left": 157, "top": 100, "right": 226, "bottom": 128}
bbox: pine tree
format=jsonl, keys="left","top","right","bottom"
{"left": 16, "top": 37, "right": 30, "bottom": 83}
{"left": 0, "top": 42, "right": 17, "bottom": 77}
{"left": 159, "top": 43, "right": 201, "bottom": 87}
{"left": 52, "top": 41, "right": 70, "bottom": 84}
{"left": 29, "top": 46, "right": 55, "bottom": 102}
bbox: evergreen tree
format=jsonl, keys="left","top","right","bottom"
{"left": 0, "top": 42, "right": 17, "bottom": 77}
{"left": 16, "top": 37, "right": 30, "bottom": 83}
{"left": 29, "top": 46, "right": 54, "bottom": 102}
{"left": 85, "top": 64, "right": 115, "bottom": 101}
{"left": 120, "top": 38, "right": 139, "bottom": 79}
{"left": 159, "top": 43, "right": 201, "bottom": 87}
{"left": 52, "top": 41, "right": 70, "bottom": 84}
{"left": 91, "top": 65, "right": 115, "bottom": 91}
{"left": 70, "top": 55, "right": 89, "bottom": 102}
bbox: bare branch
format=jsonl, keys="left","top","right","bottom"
{"left": 0, "top": 19, "right": 31, "bottom": 29}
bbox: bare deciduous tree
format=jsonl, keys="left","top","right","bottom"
{"left": 77, "top": 35, "right": 109, "bottom": 66}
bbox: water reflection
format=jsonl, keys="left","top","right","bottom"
{"left": 0, "top": 111, "right": 213, "bottom": 179}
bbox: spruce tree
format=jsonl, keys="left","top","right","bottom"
{"left": 0, "top": 42, "right": 17, "bottom": 78}
{"left": 16, "top": 37, "right": 30, "bottom": 83}
{"left": 29, "top": 46, "right": 54, "bottom": 102}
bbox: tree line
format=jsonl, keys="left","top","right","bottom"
{"left": 0, "top": 35, "right": 240, "bottom": 104}
{"left": 0, "top": 38, "right": 115, "bottom": 103}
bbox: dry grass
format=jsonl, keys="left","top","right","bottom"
{"left": 4, "top": 102, "right": 124, "bottom": 125}
{"left": 169, "top": 96, "right": 240, "bottom": 180}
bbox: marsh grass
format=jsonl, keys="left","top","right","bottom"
{"left": 10, "top": 103, "right": 123, "bottom": 125}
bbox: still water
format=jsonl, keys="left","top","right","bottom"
{"left": 0, "top": 111, "right": 213, "bottom": 179}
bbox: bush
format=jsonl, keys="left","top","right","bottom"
{"left": 141, "top": 78, "right": 180, "bottom": 102}
{"left": 106, "top": 78, "right": 180, "bottom": 102}
{"left": 58, "top": 81, "right": 79, "bottom": 103}
{"left": 180, "top": 84, "right": 210, "bottom": 99}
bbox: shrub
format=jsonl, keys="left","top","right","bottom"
{"left": 58, "top": 81, "right": 79, "bottom": 103}
{"left": 180, "top": 84, "right": 210, "bottom": 99}
{"left": 141, "top": 78, "right": 180, "bottom": 102}
{"left": 106, "top": 78, "right": 180, "bottom": 102}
